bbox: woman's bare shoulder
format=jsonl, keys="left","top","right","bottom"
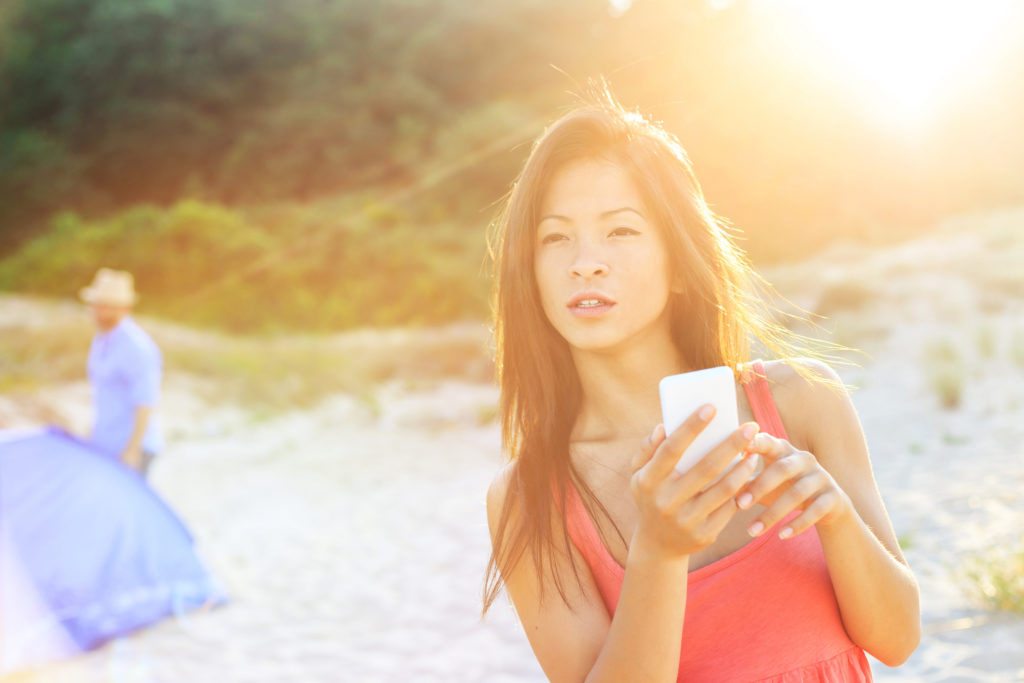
{"left": 761, "top": 358, "right": 854, "bottom": 452}
{"left": 762, "top": 357, "right": 843, "bottom": 392}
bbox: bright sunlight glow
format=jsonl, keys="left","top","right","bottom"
{"left": 778, "top": 0, "right": 1017, "bottom": 127}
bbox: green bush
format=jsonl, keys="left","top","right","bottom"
{"left": 0, "top": 199, "right": 489, "bottom": 333}
{"left": 4, "top": 0, "right": 1023, "bottom": 266}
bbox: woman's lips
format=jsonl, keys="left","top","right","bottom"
{"left": 567, "top": 292, "right": 616, "bottom": 318}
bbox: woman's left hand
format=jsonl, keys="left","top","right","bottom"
{"left": 734, "top": 433, "right": 854, "bottom": 539}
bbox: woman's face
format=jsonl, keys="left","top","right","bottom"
{"left": 533, "top": 157, "right": 675, "bottom": 355}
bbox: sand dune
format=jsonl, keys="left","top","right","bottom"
{"left": 2, "top": 208, "right": 1024, "bottom": 681}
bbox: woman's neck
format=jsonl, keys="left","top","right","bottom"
{"left": 571, "top": 334, "right": 689, "bottom": 443}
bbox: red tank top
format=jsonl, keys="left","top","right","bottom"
{"left": 563, "top": 360, "right": 873, "bottom": 682}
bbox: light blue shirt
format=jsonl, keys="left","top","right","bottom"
{"left": 87, "top": 316, "right": 164, "bottom": 458}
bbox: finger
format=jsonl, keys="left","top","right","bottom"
{"left": 642, "top": 404, "right": 717, "bottom": 481}
{"left": 701, "top": 490, "right": 747, "bottom": 540}
{"left": 736, "top": 449, "right": 813, "bottom": 510}
{"left": 775, "top": 490, "right": 843, "bottom": 539}
{"left": 686, "top": 421, "right": 759, "bottom": 485}
{"left": 660, "top": 424, "right": 760, "bottom": 505}
{"left": 744, "top": 432, "right": 790, "bottom": 462}
{"left": 631, "top": 423, "right": 666, "bottom": 473}
{"left": 746, "top": 469, "right": 829, "bottom": 537}
{"left": 686, "top": 461, "right": 759, "bottom": 545}
{"left": 681, "top": 451, "right": 760, "bottom": 517}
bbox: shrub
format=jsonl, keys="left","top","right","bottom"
{"left": 976, "top": 324, "right": 997, "bottom": 359}
{"left": 963, "top": 539, "right": 1024, "bottom": 613}
{"left": 0, "top": 319, "right": 92, "bottom": 392}
{"left": 814, "top": 279, "right": 876, "bottom": 317}
{"left": 1011, "top": 329, "right": 1024, "bottom": 369}
{"left": 0, "top": 200, "right": 490, "bottom": 334}
{"left": 923, "top": 339, "right": 965, "bottom": 409}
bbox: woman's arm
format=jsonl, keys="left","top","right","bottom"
{"left": 488, "top": 410, "right": 760, "bottom": 682}
{"left": 739, "top": 359, "right": 920, "bottom": 665}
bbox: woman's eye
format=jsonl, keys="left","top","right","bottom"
{"left": 609, "top": 227, "right": 640, "bottom": 237}
{"left": 540, "top": 233, "right": 568, "bottom": 245}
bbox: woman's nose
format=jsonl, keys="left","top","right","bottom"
{"left": 569, "top": 243, "right": 609, "bottom": 279}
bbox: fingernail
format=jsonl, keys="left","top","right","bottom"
{"left": 741, "top": 423, "right": 757, "bottom": 439}
{"left": 736, "top": 493, "right": 753, "bottom": 509}
{"left": 779, "top": 527, "right": 794, "bottom": 539}
{"left": 646, "top": 424, "right": 660, "bottom": 443}
{"left": 699, "top": 405, "right": 715, "bottom": 421}
{"left": 748, "top": 521, "right": 764, "bottom": 537}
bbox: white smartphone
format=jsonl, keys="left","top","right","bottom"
{"left": 658, "top": 365, "right": 740, "bottom": 474}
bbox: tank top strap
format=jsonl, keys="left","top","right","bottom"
{"left": 559, "top": 478, "right": 626, "bottom": 612}
{"left": 561, "top": 481, "right": 618, "bottom": 570}
{"left": 741, "top": 359, "right": 790, "bottom": 440}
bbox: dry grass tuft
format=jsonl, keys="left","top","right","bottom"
{"left": 814, "top": 279, "right": 877, "bottom": 318}
{"left": 922, "top": 339, "right": 966, "bottom": 410}
{"left": 963, "top": 539, "right": 1024, "bottom": 613}
{"left": 0, "top": 295, "right": 494, "bottom": 414}
{"left": 0, "top": 320, "right": 93, "bottom": 392}
{"left": 161, "top": 324, "right": 494, "bottom": 412}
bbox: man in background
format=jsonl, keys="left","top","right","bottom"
{"left": 78, "top": 268, "right": 164, "bottom": 475}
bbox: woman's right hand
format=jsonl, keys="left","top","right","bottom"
{"left": 629, "top": 405, "right": 760, "bottom": 560}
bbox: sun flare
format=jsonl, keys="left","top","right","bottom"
{"left": 778, "top": 0, "right": 1018, "bottom": 127}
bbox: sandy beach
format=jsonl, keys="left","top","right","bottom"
{"left": 3, "top": 210, "right": 1024, "bottom": 682}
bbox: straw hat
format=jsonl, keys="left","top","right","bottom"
{"left": 79, "top": 268, "right": 137, "bottom": 307}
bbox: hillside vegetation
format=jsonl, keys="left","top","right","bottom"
{"left": 2, "top": 0, "right": 1023, "bottom": 332}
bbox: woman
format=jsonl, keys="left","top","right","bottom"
{"left": 483, "top": 93, "right": 919, "bottom": 681}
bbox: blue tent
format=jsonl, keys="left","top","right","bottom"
{"left": 0, "top": 428, "right": 226, "bottom": 673}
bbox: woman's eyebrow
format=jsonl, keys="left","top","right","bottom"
{"left": 539, "top": 206, "right": 645, "bottom": 224}
{"left": 600, "top": 206, "right": 645, "bottom": 219}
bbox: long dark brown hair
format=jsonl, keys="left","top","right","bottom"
{"left": 483, "top": 90, "right": 830, "bottom": 614}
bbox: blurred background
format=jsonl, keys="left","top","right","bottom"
{"left": 2, "top": 1, "right": 1024, "bottom": 681}
{"left": 2, "top": 0, "right": 1023, "bottom": 333}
